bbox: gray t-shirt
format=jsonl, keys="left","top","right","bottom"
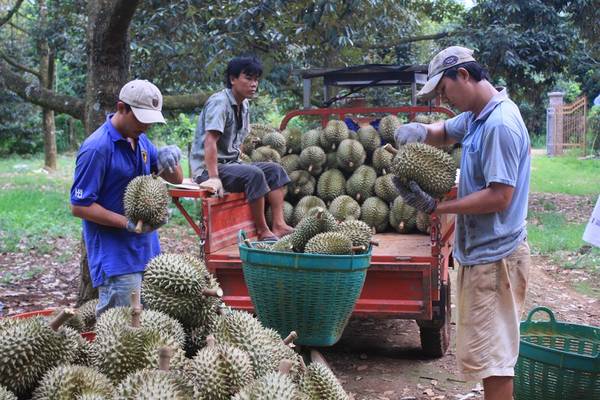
{"left": 444, "top": 89, "right": 531, "bottom": 266}
{"left": 190, "top": 88, "right": 250, "bottom": 180}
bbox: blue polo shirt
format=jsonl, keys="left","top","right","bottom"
{"left": 70, "top": 114, "right": 160, "bottom": 287}
{"left": 444, "top": 89, "right": 530, "bottom": 266}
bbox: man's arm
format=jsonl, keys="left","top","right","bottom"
{"left": 204, "top": 130, "right": 220, "bottom": 178}
{"left": 71, "top": 203, "right": 129, "bottom": 229}
{"left": 424, "top": 121, "right": 457, "bottom": 147}
{"left": 436, "top": 182, "right": 514, "bottom": 215}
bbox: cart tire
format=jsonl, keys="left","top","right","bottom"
{"left": 418, "top": 281, "right": 451, "bottom": 358}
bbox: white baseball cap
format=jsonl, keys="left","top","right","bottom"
{"left": 417, "top": 46, "right": 476, "bottom": 101}
{"left": 119, "top": 79, "right": 166, "bottom": 124}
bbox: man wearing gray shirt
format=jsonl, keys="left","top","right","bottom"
{"left": 190, "top": 56, "right": 293, "bottom": 241}
{"left": 395, "top": 46, "right": 531, "bottom": 400}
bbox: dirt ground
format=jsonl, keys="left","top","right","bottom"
{"left": 1, "top": 193, "right": 598, "bottom": 399}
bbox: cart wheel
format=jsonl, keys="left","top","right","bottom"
{"left": 417, "top": 280, "right": 451, "bottom": 358}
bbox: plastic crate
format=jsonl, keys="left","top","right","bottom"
{"left": 238, "top": 230, "right": 372, "bottom": 346}
{"left": 515, "top": 307, "right": 600, "bottom": 399}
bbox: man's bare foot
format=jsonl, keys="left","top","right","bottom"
{"left": 257, "top": 229, "right": 279, "bottom": 241}
{"left": 272, "top": 223, "right": 294, "bottom": 238}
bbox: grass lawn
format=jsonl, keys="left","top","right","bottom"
{"left": 530, "top": 153, "right": 600, "bottom": 195}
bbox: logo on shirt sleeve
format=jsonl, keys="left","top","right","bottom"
{"left": 142, "top": 150, "right": 148, "bottom": 164}
{"left": 75, "top": 188, "right": 83, "bottom": 199}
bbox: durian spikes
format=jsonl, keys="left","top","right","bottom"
{"left": 158, "top": 347, "right": 173, "bottom": 371}
{"left": 383, "top": 143, "right": 398, "bottom": 155}
{"left": 202, "top": 287, "right": 224, "bottom": 298}
{"left": 48, "top": 308, "right": 76, "bottom": 331}
{"left": 130, "top": 291, "right": 142, "bottom": 328}
{"left": 282, "top": 331, "right": 298, "bottom": 346}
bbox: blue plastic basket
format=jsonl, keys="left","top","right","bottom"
{"left": 238, "top": 230, "right": 372, "bottom": 346}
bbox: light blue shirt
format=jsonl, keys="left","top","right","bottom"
{"left": 444, "top": 89, "right": 531, "bottom": 266}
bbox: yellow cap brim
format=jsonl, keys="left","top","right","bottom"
{"left": 417, "top": 72, "right": 443, "bottom": 101}
{"left": 131, "top": 107, "right": 166, "bottom": 124}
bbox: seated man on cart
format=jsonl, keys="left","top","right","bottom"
{"left": 190, "top": 56, "right": 293, "bottom": 241}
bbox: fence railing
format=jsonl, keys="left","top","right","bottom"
{"left": 547, "top": 96, "right": 587, "bottom": 156}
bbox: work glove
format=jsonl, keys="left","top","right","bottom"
{"left": 199, "top": 177, "right": 224, "bottom": 198}
{"left": 126, "top": 220, "right": 156, "bottom": 234}
{"left": 393, "top": 178, "right": 437, "bottom": 214}
{"left": 394, "top": 123, "right": 428, "bottom": 146}
{"left": 157, "top": 145, "right": 182, "bottom": 173}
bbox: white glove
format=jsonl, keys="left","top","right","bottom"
{"left": 200, "top": 177, "right": 224, "bottom": 198}
{"left": 394, "top": 123, "right": 428, "bottom": 146}
{"left": 157, "top": 145, "right": 182, "bottom": 173}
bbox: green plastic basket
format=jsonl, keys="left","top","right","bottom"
{"left": 515, "top": 307, "right": 600, "bottom": 400}
{"left": 238, "top": 230, "right": 372, "bottom": 346}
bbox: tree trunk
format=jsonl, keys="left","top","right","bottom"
{"left": 76, "top": 235, "right": 97, "bottom": 306}
{"left": 77, "top": 0, "right": 140, "bottom": 304}
{"left": 38, "top": 0, "right": 57, "bottom": 171}
{"left": 68, "top": 117, "right": 78, "bottom": 151}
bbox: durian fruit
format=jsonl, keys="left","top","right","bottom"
{"left": 262, "top": 131, "right": 287, "bottom": 156}
{"left": 345, "top": 165, "right": 377, "bottom": 204}
{"left": 301, "top": 129, "right": 322, "bottom": 148}
{"left": 249, "top": 123, "right": 278, "bottom": 140}
{"left": 282, "top": 127, "right": 303, "bottom": 155}
{"left": 304, "top": 232, "right": 354, "bottom": 255}
{"left": 0, "top": 386, "right": 16, "bottom": 400}
{"left": 240, "top": 153, "right": 252, "bottom": 163}
{"left": 287, "top": 170, "right": 316, "bottom": 201}
{"left": 328, "top": 195, "right": 361, "bottom": 222}
{"left": 347, "top": 129, "right": 358, "bottom": 140}
{"left": 374, "top": 174, "right": 401, "bottom": 203}
{"left": 233, "top": 360, "right": 302, "bottom": 400}
{"left": 281, "top": 154, "right": 301, "bottom": 174}
{"left": 299, "top": 146, "right": 326, "bottom": 175}
{"left": 251, "top": 146, "right": 281, "bottom": 163}
{"left": 389, "top": 196, "right": 418, "bottom": 233}
{"left": 124, "top": 175, "right": 169, "bottom": 232}
{"left": 49, "top": 307, "right": 85, "bottom": 332}
{"left": 299, "top": 362, "right": 349, "bottom": 400}
{"left": 372, "top": 146, "right": 394, "bottom": 175}
{"left": 78, "top": 298, "right": 100, "bottom": 331}
{"left": 116, "top": 368, "right": 195, "bottom": 400}
{"left": 290, "top": 208, "right": 336, "bottom": 252}
{"left": 336, "top": 139, "right": 366, "bottom": 172}
{"left": 321, "top": 120, "right": 349, "bottom": 150}
{"left": 391, "top": 142, "right": 456, "bottom": 198}
{"left": 142, "top": 253, "right": 222, "bottom": 330}
{"left": 241, "top": 134, "right": 260, "bottom": 155}
{"left": 378, "top": 114, "right": 401, "bottom": 143}
{"left": 357, "top": 125, "right": 381, "bottom": 154}
{"left": 292, "top": 196, "right": 326, "bottom": 226}
{"left": 416, "top": 211, "right": 432, "bottom": 234}
{"left": 270, "top": 235, "right": 294, "bottom": 252}
{"left": 335, "top": 220, "right": 373, "bottom": 250}
{"left": 360, "top": 197, "right": 390, "bottom": 233}
{"left": 185, "top": 336, "right": 254, "bottom": 400}
{"left": 0, "top": 309, "right": 77, "bottom": 397}
{"left": 31, "top": 365, "right": 115, "bottom": 400}
{"left": 324, "top": 152, "right": 338, "bottom": 170}
{"left": 316, "top": 169, "right": 346, "bottom": 202}
{"left": 253, "top": 242, "right": 274, "bottom": 250}
{"left": 266, "top": 201, "right": 294, "bottom": 228}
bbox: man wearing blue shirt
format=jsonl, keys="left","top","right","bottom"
{"left": 395, "top": 47, "right": 531, "bottom": 400}
{"left": 70, "top": 79, "right": 183, "bottom": 317}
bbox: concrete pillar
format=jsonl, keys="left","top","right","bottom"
{"left": 547, "top": 92, "right": 564, "bottom": 155}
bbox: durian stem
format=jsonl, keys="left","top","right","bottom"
{"left": 310, "top": 349, "right": 331, "bottom": 369}
{"left": 369, "top": 240, "right": 380, "bottom": 246}
{"left": 130, "top": 291, "right": 142, "bottom": 328}
{"left": 158, "top": 347, "right": 172, "bottom": 371}
{"left": 352, "top": 245, "right": 366, "bottom": 252}
{"left": 202, "top": 287, "right": 224, "bottom": 298}
{"left": 49, "top": 308, "right": 75, "bottom": 331}
{"left": 308, "top": 165, "right": 313, "bottom": 172}
{"left": 283, "top": 331, "right": 298, "bottom": 345}
{"left": 383, "top": 143, "right": 398, "bottom": 155}
{"left": 399, "top": 221, "right": 405, "bottom": 230}
{"left": 277, "top": 359, "right": 293, "bottom": 375}
{"left": 135, "top": 220, "right": 143, "bottom": 234}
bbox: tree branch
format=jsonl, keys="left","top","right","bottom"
{"left": 163, "top": 93, "right": 210, "bottom": 111}
{"left": 357, "top": 30, "right": 463, "bottom": 50}
{"left": 0, "top": 59, "right": 84, "bottom": 119}
{"left": 0, "top": 0, "right": 25, "bottom": 27}
{"left": 0, "top": 49, "right": 40, "bottom": 78}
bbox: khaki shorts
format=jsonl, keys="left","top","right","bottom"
{"left": 456, "top": 240, "right": 531, "bottom": 381}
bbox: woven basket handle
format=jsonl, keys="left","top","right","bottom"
{"left": 238, "top": 229, "right": 253, "bottom": 248}
{"left": 525, "top": 306, "right": 557, "bottom": 324}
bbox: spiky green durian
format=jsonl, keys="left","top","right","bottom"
{"left": 336, "top": 139, "right": 366, "bottom": 172}
{"left": 281, "top": 154, "right": 301, "bottom": 174}
{"left": 389, "top": 196, "right": 418, "bottom": 233}
{"left": 282, "top": 127, "right": 303, "bottom": 154}
{"left": 241, "top": 134, "right": 260, "bottom": 155}
{"left": 0, "top": 386, "right": 16, "bottom": 400}
{"left": 270, "top": 234, "right": 294, "bottom": 252}
{"left": 262, "top": 131, "right": 287, "bottom": 156}
{"left": 378, "top": 114, "right": 401, "bottom": 143}
{"left": 240, "top": 153, "right": 252, "bottom": 163}
{"left": 372, "top": 146, "right": 394, "bottom": 175}
{"left": 345, "top": 165, "right": 377, "bottom": 203}
{"left": 251, "top": 146, "right": 281, "bottom": 163}
{"left": 292, "top": 196, "right": 326, "bottom": 226}
{"left": 31, "top": 365, "right": 114, "bottom": 400}
{"left": 115, "top": 368, "right": 195, "bottom": 400}
{"left": 266, "top": 201, "right": 294, "bottom": 228}
{"left": 290, "top": 208, "right": 337, "bottom": 252}
{"left": 233, "top": 370, "right": 302, "bottom": 400}
{"left": 299, "top": 146, "right": 327, "bottom": 175}
{"left": 77, "top": 299, "right": 99, "bottom": 332}
{"left": 304, "top": 232, "right": 353, "bottom": 255}
{"left": 360, "top": 197, "right": 389, "bottom": 233}
{"left": 374, "top": 174, "right": 401, "bottom": 203}
{"left": 335, "top": 219, "right": 373, "bottom": 250}
{"left": 287, "top": 171, "right": 316, "bottom": 201}
{"left": 357, "top": 125, "right": 381, "bottom": 153}
{"left": 299, "top": 362, "right": 349, "bottom": 400}
{"left": 391, "top": 142, "right": 456, "bottom": 198}
{"left": 328, "top": 195, "right": 361, "bottom": 222}
{"left": 316, "top": 169, "right": 346, "bottom": 202}
{"left": 321, "top": 120, "right": 349, "bottom": 150}
{"left": 416, "top": 211, "right": 431, "bottom": 234}
{"left": 324, "top": 152, "right": 338, "bottom": 170}
{"left": 301, "top": 129, "right": 322, "bottom": 148}
{"left": 249, "top": 123, "right": 278, "bottom": 140}
{"left": 124, "top": 175, "right": 169, "bottom": 230}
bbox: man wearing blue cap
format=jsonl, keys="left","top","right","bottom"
{"left": 395, "top": 46, "right": 531, "bottom": 400}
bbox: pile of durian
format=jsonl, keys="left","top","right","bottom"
{"left": 248, "top": 114, "right": 460, "bottom": 239}
{"left": 0, "top": 253, "right": 350, "bottom": 399}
